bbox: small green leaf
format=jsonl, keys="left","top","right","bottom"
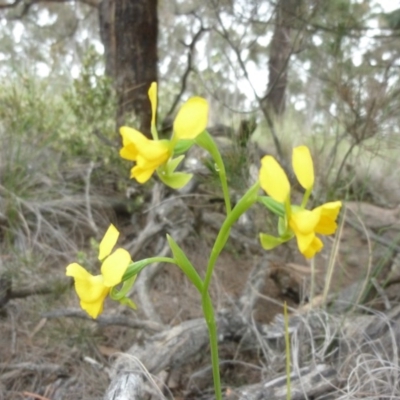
{"left": 278, "top": 216, "right": 288, "bottom": 236}
{"left": 259, "top": 233, "right": 287, "bottom": 250}
{"left": 110, "top": 275, "right": 137, "bottom": 301}
{"left": 122, "top": 259, "right": 149, "bottom": 281}
{"left": 157, "top": 157, "right": 193, "bottom": 189}
{"left": 259, "top": 196, "right": 285, "bottom": 217}
{"left": 158, "top": 171, "right": 193, "bottom": 189}
{"left": 166, "top": 155, "right": 185, "bottom": 173}
{"left": 195, "top": 130, "right": 221, "bottom": 167}
{"left": 167, "top": 235, "right": 203, "bottom": 293}
{"left": 117, "top": 296, "right": 137, "bottom": 310}
{"left": 174, "top": 139, "right": 195, "bottom": 155}
{"left": 110, "top": 275, "right": 137, "bottom": 310}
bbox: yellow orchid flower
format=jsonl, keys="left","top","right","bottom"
{"left": 119, "top": 82, "right": 209, "bottom": 186}
{"left": 259, "top": 146, "right": 342, "bottom": 259}
{"left": 66, "top": 225, "right": 131, "bottom": 318}
{"left": 120, "top": 126, "right": 171, "bottom": 183}
{"left": 314, "top": 201, "right": 342, "bottom": 234}
{"left": 289, "top": 201, "right": 342, "bottom": 258}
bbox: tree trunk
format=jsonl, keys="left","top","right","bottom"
{"left": 264, "top": 0, "right": 299, "bottom": 116}
{"left": 99, "top": 0, "right": 158, "bottom": 137}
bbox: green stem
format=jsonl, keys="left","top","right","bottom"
{"left": 166, "top": 235, "right": 204, "bottom": 293}
{"left": 218, "top": 160, "right": 231, "bottom": 215}
{"left": 195, "top": 130, "right": 231, "bottom": 214}
{"left": 151, "top": 125, "right": 159, "bottom": 140}
{"left": 166, "top": 235, "right": 221, "bottom": 397}
{"left": 122, "top": 257, "right": 176, "bottom": 281}
{"left": 200, "top": 183, "right": 260, "bottom": 399}
{"left": 203, "top": 182, "right": 260, "bottom": 295}
{"left": 202, "top": 293, "right": 222, "bottom": 400}
{"left": 301, "top": 187, "right": 312, "bottom": 209}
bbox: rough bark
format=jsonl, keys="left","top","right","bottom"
{"left": 99, "top": 0, "right": 158, "bottom": 135}
{"left": 264, "top": 0, "right": 299, "bottom": 116}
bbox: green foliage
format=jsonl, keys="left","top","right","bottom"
{"left": 0, "top": 75, "right": 66, "bottom": 202}
{"left": 63, "top": 47, "right": 118, "bottom": 162}
{"left": 0, "top": 73, "right": 79, "bottom": 281}
{"left": 0, "top": 63, "right": 125, "bottom": 264}
{"left": 382, "top": 8, "right": 400, "bottom": 30}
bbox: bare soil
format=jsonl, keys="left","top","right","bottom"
{"left": 1, "top": 194, "right": 400, "bottom": 399}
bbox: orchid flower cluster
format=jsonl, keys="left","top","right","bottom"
{"left": 66, "top": 83, "right": 342, "bottom": 399}
{"left": 119, "top": 82, "right": 208, "bottom": 189}
{"left": 259, "top": 148, "right": 342, "bottom": 259}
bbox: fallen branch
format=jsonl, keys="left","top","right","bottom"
{"left": 42, "top": 308, "right": 164, "bottom": 333}
{"left": 103, "top": 294, "right": 400, "bottom": 399}
{"left": 225, "top": 364, "right": 339, "bottom": 400}
{"left": 104, "top": 312, "right": 256, "bottom": 400}
{"left": 0, "top": 274, "right": 71, "bottom": 308}
{"left": 0, "top": 362, "right": 63, "bottom": 382}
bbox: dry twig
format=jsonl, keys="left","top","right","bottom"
{"left": 42, "top": 308, "right": 164, "bottom": 333}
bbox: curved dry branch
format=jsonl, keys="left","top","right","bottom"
{"left": 164, "top": 20, "right": 210, "bottom": 123}
{"left": 104, "top": 312, "right": 257, "bottom": 400}
{"left": 0, "top": 274, "right": 71, "bottom": 309}
{"left": 42, "top": 308, "right": 165, "bottom": 333}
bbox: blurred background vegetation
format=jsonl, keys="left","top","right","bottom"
{"left": 1, "top": 0, "right": 400, "bottom": 398}
{"left": 0, "top": 0, "right": 399, "bottom": 340}
{"left": 1, "top": 0, "right": 400, "bottom": 204}
{"left": 0, "top": 0, "right": 399, "bottom": 322}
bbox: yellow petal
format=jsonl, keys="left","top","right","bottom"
{"left": 173, "top": 97, "right": 209, "bottom": 139}
{"left": 289, "top": 209, "right": 320, "bottom": 234}
{"left": 302, "top": 236, "right": 323, "bottom": 259}
{"left": 136, "top": 139, "right": 170, "bottom": 162}
{"left": 129, "top": 141, "right": 171, "bottom": 184}
{"left": 120, "top": 127, "right": 171, "bottom": 183}
{"left": 120, "top": 126, "right": 147, "bottom": 147}
{"left": 80, "top": 298, "right": 107, "bottom": 319}
{"left": 294, "top": 231, "right": 316, "bottom": 255}
{"left": 148, "top": 82, "right": 157, "bottom": 128}
{"left": 120, "top": 144, "right": 138, "bottom": 161}
{"left": 130, "top": 165, "right": 155, "bottom": 183}
{"left": 66, "top": 263, "right": 109, "bottom": 304}
{"left": 98, "top": 224, "right": 119, "bottom": 261}
{"left": 292, "top": 146, "right": 314, "bottom": 190}
{"left": 119, "top": 127, "right": 148, "bottom": 161}
{"left": 259, "top": 155, "right": 290, "bottom": 203}
{"left": 101, "top": 248, "right": 131, "bottom": 287}
{"left": 314, "top": 201, "right": 342, "bottom": 235}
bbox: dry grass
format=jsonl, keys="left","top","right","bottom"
{"left": 2, "top": 78, "right": 400, "bottom": 399}
{"left": 2, "top": 171, "right": 400, "bottom": 399}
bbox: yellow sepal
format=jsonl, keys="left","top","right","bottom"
{"left": 173, "top": 97, "right": 208, "bottom": 140}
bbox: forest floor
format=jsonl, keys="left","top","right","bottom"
{"left": 1, "top": 171, "right": 400, "bottom": 399}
